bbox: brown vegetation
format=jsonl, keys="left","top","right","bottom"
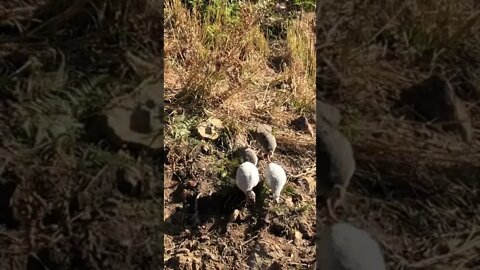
{"left": 317, "top": 0, "right": 480, "bottom": 269}
{"left": 0, "top": 1, "right": 162, "bottom": 269}
{"left": 164, "top": 0, "right": 316, "bottom": 268}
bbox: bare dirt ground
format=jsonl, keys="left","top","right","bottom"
{"left": 0, "top": 1, "right": 163, "bottom": 269}
{"left": 164, "top": 0, "right": 317, "bottom": 269}
{"left": 317, "top": 0, "right": 480, "bottom": 269}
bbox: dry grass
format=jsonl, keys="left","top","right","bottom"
{"left": 164, "top": 0, "right": 316, "bottom": 268}
{"left": 165, "top": 0, "right": 315, "bottom": 127}
{"left": 0, "top": 1, "right": 162, "bottom": 269}
{"left": 318, "top": 0, "right": 480, "bottom": 269}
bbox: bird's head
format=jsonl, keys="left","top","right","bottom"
{"left": 246, "top": 190, "right": 256, "bottom": 204}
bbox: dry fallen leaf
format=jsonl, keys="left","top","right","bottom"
{"left": 197, "top": 118, "right": 224, "bottom": 140}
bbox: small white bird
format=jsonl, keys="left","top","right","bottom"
{"left": 317, "top": 222, "right": 386, "bottom": 270}
{"left": 265, "top": 162, "right": 287, "bottom": 203}
{"left": 235, "top": 161, "right": 260, "bottom": 204}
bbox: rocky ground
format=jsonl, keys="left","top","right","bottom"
{"left": 164, "top": 0, "right": 317, "bottom": 269}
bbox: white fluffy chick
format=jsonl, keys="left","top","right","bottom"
{"left": 265, "top": 162, "right": 287, "bottom": 203}
{"left": 236, "top": 161, "right": 260, "bottom": 204}
{"left": 317, "top": 222, "right": 386, "bottom": 270}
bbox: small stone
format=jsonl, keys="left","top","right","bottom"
{"left": 166, "top": 253, "right": 201, "bottom": 269}
{"left": 201, "top": 144, "right": 210, "bottom": 154}
{"left": 186, "top": 180, "right": 198, "bottom": 189}
{"left": 293, "top": 230, "right": 303, "bottom": 246}
{"left": 268, "top": 261, "right": 283, "bottom": 270}
{"left": 230, "top": 209, "right": 240, "bottom": 222}
{"left": 197, "top": 118, "right": 224, "bottom": 140}
{"left": 285, "top": 197, "right": 294, "bottom": 208}
{"left": 298, "top": 222, "right": 314, "bottom": 239}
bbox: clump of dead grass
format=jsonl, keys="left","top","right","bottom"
{"left": 165, "top": 0, "right": 315, "bottom": 135}
{"left": 0, "top": 0, "right": 162, "bottom": 269}
{"left": 317, "top": 0, "right": 480, "bottom": 269}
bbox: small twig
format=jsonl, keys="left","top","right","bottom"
{"left": 0, "top": 232, "right": 22, "bottom": 242}
{"left": 240, "top": 234, "right": 259, "bottom": 247}
{"left": 408, "top": 235, "right": 480, "bottom": 268}
{"left": 29, "top": 252, "right": 52, "bottom": 270}
{"left": 26, "top": 0, "right": 90, "bottom": 36}
{"left": 287, "top": 261, "right": 308, "bottom": 266}
{"left": 365, "top": 3, "right": 408, "bottom": 47}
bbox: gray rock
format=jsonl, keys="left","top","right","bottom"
{"left": 85, "top": 79, "right": 162, "bottom": 154}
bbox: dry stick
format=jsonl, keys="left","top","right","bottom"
{"left": 29, "top": 252, "right": 52, "bottom": 270}
{"left": 320, "top": 54, "right": 344, "bottom": 83}
{"left": 378, "top": 238, "right": 410, "bottom": 266}
{"left": 26, "top": 0, "right": 90, "bottom": 36}
{"left": 348, "top": 3, "right": 408, "bottom": 60}
{"left": 408, "top": 235, "right": 480, "bottom": 268}
{"left": 240, "top": 234, "right": 259, "bottom": 248}
{"left": 366, "top": 3, "right": 408, "bottom": 45}
{"left": 0, "top": 232, "right": 22, "bottom": 242}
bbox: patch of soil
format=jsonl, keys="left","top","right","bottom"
{"left": 164, "top": 130, "right": 316, "bottom": 269}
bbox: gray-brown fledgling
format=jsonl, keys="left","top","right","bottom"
{"left": 240, "top": 147, "right": 258, "bottom": 166}
{"left": 316, "top": 117, "right": 355, "bottom": 222}
{"left": 252, "top": 124, "right": 277, "bottom": 162}
{"left": 233, "top": 147, "right": 258, "bottom": 166}
{"left": 291, "top": 115, "right": 314, "bottom": 137}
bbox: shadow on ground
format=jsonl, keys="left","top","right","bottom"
{"left": 164, "top": 181, "right": 269, "bottom": 236}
